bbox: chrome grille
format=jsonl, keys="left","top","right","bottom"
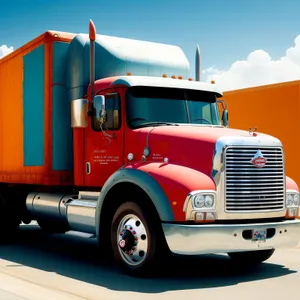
{"left": 225, "top": 146, "right": 285, "bottom": 212}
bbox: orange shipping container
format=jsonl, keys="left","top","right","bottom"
{"left": 223, "top": 80, "right": 300, "bottom": 187}
{"left": 0, "top": 31, "right": 75, "bottom": 186}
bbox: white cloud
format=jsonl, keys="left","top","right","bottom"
{"left": 0, "top": 45, "right": 14, "bottom": 59}
{"left": 203, "top": 36, "right": 300, "bottom": 91}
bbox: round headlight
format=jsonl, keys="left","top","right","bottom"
{"left": 193, "top": 194, "right": 205, "bottom": 208}
{"left": 293, "top": 194, "right": 300, "bottom": 206}
{"left": 205, "top": 195, "right": 214, "bottom": 207}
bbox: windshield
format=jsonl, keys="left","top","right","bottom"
{"left": 126, "top": 86, "right": 221, "bottom": 128}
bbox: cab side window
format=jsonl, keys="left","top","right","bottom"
{"left": 92, "top": 92, "right": 121, "bottom": 131}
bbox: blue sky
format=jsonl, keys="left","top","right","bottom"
{"left": 1, "top": 0, "right": 300, "bottom": 89}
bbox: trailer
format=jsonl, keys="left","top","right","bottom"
{"left": 0, "top": 20, "right": 299, "bottom": 277}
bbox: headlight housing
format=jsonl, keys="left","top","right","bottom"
{"left": 183, "top": 191, "right": 217, "bottom": 222}
{"left": 286, "top": 190, "right": 300, "bottom": 218}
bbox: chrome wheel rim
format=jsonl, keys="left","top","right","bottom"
{"left": 117, "top": 214, "right": 148, "bottom": 266}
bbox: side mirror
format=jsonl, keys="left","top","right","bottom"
{"left": 222, "top": 109, "right": 229, "bottom": 127}
{"left": 93, "top": 95, "right": 106, "bottom": 124}
{"left": 71, "top": 99, "right": 89, "bottom": 128}
{"left": 217, "top": 99, "right": 229, "bottom": 127}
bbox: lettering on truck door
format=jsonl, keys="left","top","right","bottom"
{"left": 84, "top": 91, "right": 124, "bottom": 187}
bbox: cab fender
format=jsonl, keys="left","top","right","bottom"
{"left": 95, "top": 162, "right": 216, "bottom": 237}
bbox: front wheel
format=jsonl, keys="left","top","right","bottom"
{"left": 111, "top": 202, "right": 168, "bottom": 277}
{"left": 228, "top": 249, "right": 275, "bottom": 265}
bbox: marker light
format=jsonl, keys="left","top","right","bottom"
{"left": 287, "top": 208, "right": 298, "bottom": 218}
{"left": 178, "top": 76, "right": 183, "bottom": 80}
{"left": 211, "top": 80, "right": 215, "bottom": 84}
{"left": 127, "top": 72, "right": 132, "bottom": 76}
{"left": 195, "top": 212, "right": 205, "bottom": 221}
{"left": 195, "top": 212, "right": 216, "bottom": 222}
{"left": 171, "top": 75, "right": 176, "bottom": 79}
{"left": 162, "top": 74, "right": 167, "bottom": 78}
{"left": 188, "top": 78, "right": 193, "bottom": 81}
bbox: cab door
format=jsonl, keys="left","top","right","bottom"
{"left": 84, "top": 90, "right": 124, "bottom": 187}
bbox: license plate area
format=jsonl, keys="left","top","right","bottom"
{"left": 252, "top": 229, "right": 267, "bottom": 242}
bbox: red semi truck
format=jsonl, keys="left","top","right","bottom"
{"left": 0, "top": 20, "right": 299, "bottom": 277}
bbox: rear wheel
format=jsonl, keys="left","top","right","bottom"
{"left": 228, "top": 249, "right": 275, "bottom": 265}
{"left": 0, "top": 192, "right": 21, "bottom": 242}
{"left": 111, "top": 201, "right": 169, "bottom": 277}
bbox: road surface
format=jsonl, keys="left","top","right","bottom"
{"left": 0, "top": 223, "right": 299, "bottom": 300}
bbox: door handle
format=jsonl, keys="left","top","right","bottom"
{"left": 86, "top": 162, "right": 91, "bottom": 174}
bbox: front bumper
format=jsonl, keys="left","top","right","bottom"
{"left": 162, "top": 219, "right": 300, "bottom": 255}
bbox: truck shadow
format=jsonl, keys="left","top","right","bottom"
{"left": 0, "top": 224, "right": 296, "bottom": 293}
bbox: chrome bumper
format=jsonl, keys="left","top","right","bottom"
{"left": 162, "top": 219, "right": 300, "bottom": 255}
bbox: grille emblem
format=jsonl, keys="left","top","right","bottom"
{"left": 250, "top": 149, "right": 267, "bottom": 168}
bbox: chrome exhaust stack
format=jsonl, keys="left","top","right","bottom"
{"left": 195, "top": 45, "right": 201, "bottom": 82}
{"left": 26, "top": 192, "right": 98, "bottom": 234}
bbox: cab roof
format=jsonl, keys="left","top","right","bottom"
{"left": 110, "top": 76, "right": 223, "bottom": 97}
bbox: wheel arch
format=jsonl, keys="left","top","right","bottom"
{"left": 95, "top": 168, "right": 175, "bottom": 242}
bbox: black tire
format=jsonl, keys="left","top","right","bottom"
{"left": 0, "top": 193, "right": 20, "bottom": 243}
{"left": 0, "top": 221, "right": 20, "bottom": 243}
{"left": 111, "top": 201, "right": 169, "bottom": 277}
{"left": 228, "top": 249, "right": 275, "bottom": 265}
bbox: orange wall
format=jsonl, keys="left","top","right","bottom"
{"left": 223, "top": 81, "right": 300, "bottom": 187}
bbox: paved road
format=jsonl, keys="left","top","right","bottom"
{"left": 0, "top": 224, "right": 299, "bottom": 300}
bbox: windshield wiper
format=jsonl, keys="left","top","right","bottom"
{"left": 134, "top": 121, "right": 179, "bottom": 128}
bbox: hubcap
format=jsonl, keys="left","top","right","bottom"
{"left": 117, "top": 214, "right": 148, "bottom": 266}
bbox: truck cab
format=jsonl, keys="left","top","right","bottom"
{"left": 71, "top": 73, "right": 300, "bottom": 276}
